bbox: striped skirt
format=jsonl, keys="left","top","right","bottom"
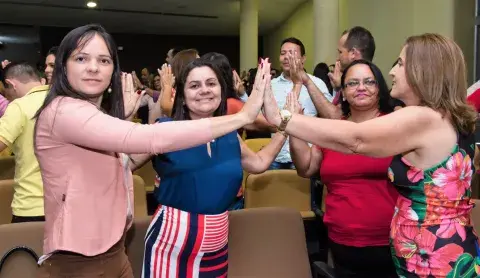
{"left": 142, "top": 205, "right": 229, "bottom": 278}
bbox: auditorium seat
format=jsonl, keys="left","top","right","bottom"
{"left": 0, "top": 221, "right": 43, "bottom": 277}
{"left": 244, "top": 170, "right": 315, "bottom": 219}
{"left": 133, "top": 161, "right": 156, "bottom": 193}
{"left": 0, "top": 157, "right": 14, "bottom": 180}
{"left": 0, "top": 180, "right": 13, "bottom": 225}
{"left": 228, "top": 207, "right": 311, "bottom": 277}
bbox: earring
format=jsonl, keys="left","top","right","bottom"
{"left": 107, "top": 87, "right": 112, "bottom": 93}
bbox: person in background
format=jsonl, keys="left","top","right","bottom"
{"left": 34, "top": 24, "right": 267, "bottom": 277}
{"left": 160, "top": 48, "right": 199, "bottom": 116}
{"left": 261, "top": 33, "right": 480, "bottom": 278}
{"left": 313, "top": 62, "right": 334, "bottom": 96}
{"left": 165, "top": 47, "right": 181, "bottom": 65}
{"left": 0, "top": 61, "right": 48, "bottom": 223}
{"left": 269, "top": 37, "right": 331, "bottom": 170}
{"left": 290, "top": 59, "right": 398, "bottom": 277}
{"left": 0, "top": 83, "right": 8, "bottom": 117}
{"left": 44, "top": 46, "right": 58, "bottom": 85}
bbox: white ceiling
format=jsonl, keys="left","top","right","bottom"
{"left": 0, "top": 0, "right": 307, "bottom": 36}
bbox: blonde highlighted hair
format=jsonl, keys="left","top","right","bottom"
{"left": 404, "top": 33, "right": 477, "bottom": 134}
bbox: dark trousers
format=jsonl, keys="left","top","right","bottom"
{"left": 329, "top": 240, "right": 397, "bottom": 278}
{"left": 37, "top": 236, "right": 133, "bottom": 278}
{"left": 11, "top": 215, "right": 45, "bottom": 223}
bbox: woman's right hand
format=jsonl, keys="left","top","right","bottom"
{"left": 158, "top": 64, "right": 175, "bottom": 89}
{"left": 240, "top": 58, "right": 271, "bottom": 124}
{"left": 285, "top": 91, "right": 303, "bottom": 115}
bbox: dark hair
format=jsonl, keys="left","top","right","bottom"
{"left": 343, "top": 26, "right": 375, "bottom": 61}
{"left": 201, "top": 52, "right": 239, "bottom": 100}
{"left": 246, "top": 67, "right": 257, "bottom": 95}
{"left": 340, "top": 59, "right": 393, "bottom": 116}
{"left": 171, "top": 49, "right": 199, "bottom": 80}
{"left": 280, "top": 37, "right": 306, "bottom": 56}
{"left": 171, "top": 59, "right": 227, "bottom": 121}
{"left": 35, "top": 24, "right": 124, "bottom": 119}
{"left": 47, "top": 46, "right": 58, "bottom": 57}
{"left": 313, "top": 62, "right": 333, "bottom": 96}
{"left": 3, "top": 61, "right": 41, "bottom": 85}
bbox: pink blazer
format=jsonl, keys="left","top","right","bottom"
{"left": 35, "top": 96, "right": 213, "bottom": 256}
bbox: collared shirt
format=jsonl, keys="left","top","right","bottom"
{"left": 0, "top": 85, "right": 48, "bottom": 216}
{"left": 272, "top": 73, "right": 332, "bottom": 163}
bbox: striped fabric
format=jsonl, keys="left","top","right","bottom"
{"left": 0, "top": 95, "right": 8, "bottom": 117}
{"left": 143, "top": 205, "right": 228, "bottom": 278}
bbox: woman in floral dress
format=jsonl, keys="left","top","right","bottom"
{"left": 260, "top": 33, "right": 480, "bottom": 277}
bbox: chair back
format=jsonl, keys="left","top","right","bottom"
{"left": 228, "top": 207, "right": 311, "bottom": 277}
{"left": 0, "top": 180, "right": 14, "bottom": 225}
{"left": 0, "top": 157, "right": 14, "bottom": 180}
{"left": 0, "top": 221, "right": 43, "bottom": 278}
{"left": 244, "top": 170, "right": 314, "bottom": 218}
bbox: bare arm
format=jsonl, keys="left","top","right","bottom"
{"left": 48, "top": 99, "right": 251, "bottom": 155}
{"left": 281, "top": 106, "right": 436, "bottom": 158}
{"left": 290, "top": 137, "right": 322, "bottom": 178}
{"left": 129, "top": 153, "right": 152, "bottom": 171}
{"left": 160, "top": 86, "right": 174, "bottom": 117}
{"left": 305, "top": 79, "right": 342, "bottom": 119}
{"left": 238, "top": 133, "right": 287, "bottom": 174}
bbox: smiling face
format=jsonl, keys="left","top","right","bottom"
{"left": 66, "top": 33, "right": 113, "bottom": 99}
{"left": 44, "top": 54, "right": 55, "bottom": 84}
{"left": 184, "top": 66, "right": 222, "bottom": 119}
{"left": 389, "top": 46, "right": 414, "bottom": 104}
{"left": 343, "top": 63, "right": 379, "bottom": 112}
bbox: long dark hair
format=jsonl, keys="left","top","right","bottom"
{"left": 340, "top": 59, "right": 394, "bottom": 116}
{"left": 171, "top": 59, "right": 228, "bottom": 121}
{"left": 35, "top": 24, "right": 124, "bottom": 119}
{"left": 201, "top": 52, "right": 239, "bottom": 100}
{"left": 313, "top": 62, "right": 333, "bottom": 96}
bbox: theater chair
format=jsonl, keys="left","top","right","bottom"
{"left": 228, "top": 207, "right": 312, "bottom": 277}
{"left": 0, "top": 157, "right": 14, "bottom": 181}
{"left": 244, "top": 169, "right": 315, "bottom": 219}
{"left": 0, "top": 180, "right": 13, "bottom": 225}
{"left": 0, "top": 221, "right": 43, "bottom": 277}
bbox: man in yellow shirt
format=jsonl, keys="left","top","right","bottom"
{"left": 0, "top": 61, "right": 48, "bottom": 223}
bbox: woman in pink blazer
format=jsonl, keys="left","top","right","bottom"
{"left": 34, "top": 24, "right": 268, "bottom": 278}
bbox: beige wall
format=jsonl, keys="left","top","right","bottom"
{"left": 263, "top": 1, "right": 315, "bottom": 73}
{"left": 264, "top": 0, "right": 475, "bottom": 84}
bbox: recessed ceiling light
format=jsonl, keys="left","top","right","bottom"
{"left": 86, "top": 1, "right": 97, "bottom": 8}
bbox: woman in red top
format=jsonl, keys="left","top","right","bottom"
{"left": 289, "top": 59, "right": 398, "bottom": 277}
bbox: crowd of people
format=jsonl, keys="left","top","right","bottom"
{"left": 0, "top": 22, "right": 479, "bottom": 278}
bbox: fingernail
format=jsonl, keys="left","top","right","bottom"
{"left": 137, "top": 90, "right": 142, "bottom": 95}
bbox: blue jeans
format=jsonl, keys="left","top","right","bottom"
{"left": 268, "top": 161, "right": 296, "bottom": 170}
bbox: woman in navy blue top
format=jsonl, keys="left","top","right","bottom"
{"left": 138, "top": 58, "right": 287, "bottom": 278}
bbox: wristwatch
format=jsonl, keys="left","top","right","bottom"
{"left": 278, "top": 109, "right": 292, "bottom": 132}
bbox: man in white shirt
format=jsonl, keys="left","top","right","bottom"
{"left": 270, "top": 37, "right": 332, "bottom": 169}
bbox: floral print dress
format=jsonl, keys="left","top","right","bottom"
{"left": 388, "top": 132, "right": 480, "bottom": 277}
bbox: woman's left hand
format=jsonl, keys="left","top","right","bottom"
{"left": 122, "top": 72, "right": 145, "bottom": 120}
{"left": 285, "top": 91, "right": 303, "bottom": 115}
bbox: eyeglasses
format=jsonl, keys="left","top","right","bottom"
{"left": 344, "top": 79, "right": 377, "bottom": 90}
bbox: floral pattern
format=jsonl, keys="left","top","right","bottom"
{"left": 389, "top": 133, "right": 480, "bottom": 278}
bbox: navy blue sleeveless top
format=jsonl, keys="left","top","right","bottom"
{"left": 152, "top": 118, "right": 243, "bottom": 214}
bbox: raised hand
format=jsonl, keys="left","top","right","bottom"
{"left": 1, "top": 60, "right": 10, "bottom": 69}
{"left": 285, "top": 91, "right": 303, "bottom": 115}
{"left": 262, "top": 75, "right": 281, "bottom": 127}
{"left": 240, "top": 58, "right": 271, "bottom": 124}
{"left": 328, "top": 61, "right": 342, "bottom": 89}
{"left": 158, "top": 64, "right": 175, "bottom": 89}
{"left": 233, "top": 69, "right": 246, "bottom": 96}
{"left": 131, "top": 71, "right": 143, "bottom": 90}
{"left": 287, "top": 51, "right": 308, "bottom": 85}
{"left": 122, "top": 72, "right": 145, "bottom": 120}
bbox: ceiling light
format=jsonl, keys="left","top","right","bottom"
{"left": 86, "top": 1, "right": 97, "bottom": 8}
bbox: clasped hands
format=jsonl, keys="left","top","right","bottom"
{"left": 239, "top": 56, "right": 302, "bottom": 129}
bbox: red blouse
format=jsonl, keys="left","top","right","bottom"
{"left": 319, "top": 143, "right": 398, "bottom": 247}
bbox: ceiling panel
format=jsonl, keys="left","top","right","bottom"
{"left": 0, "top": 0, "right": 307, "bottom": 35}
